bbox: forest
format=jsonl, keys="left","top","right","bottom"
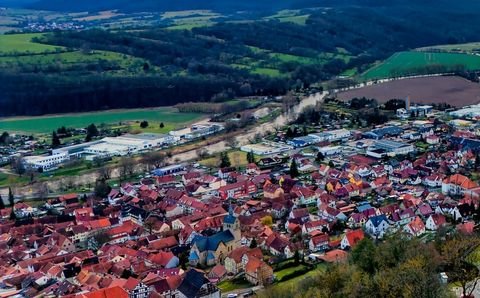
{"left": 260, "top": 232, "right": 480, "bottom": 298}
{"left": 2, "top": 1, "right": 480, "bottom": 116}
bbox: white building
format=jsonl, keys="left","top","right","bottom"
{"left": 23, "top": 151, "right": 69, "bottom": 171}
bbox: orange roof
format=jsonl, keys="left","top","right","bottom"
{"left": 345, "top": 229, "right": 364, "bottom": 247}
{"left": 80, "top": 286, "right": 129, "bottom": 298}
{"left": 318, "top": 249, "right": 348, "bottom": 263}
{"left": 443, "top": 174, "right": 478, "bottom": 189}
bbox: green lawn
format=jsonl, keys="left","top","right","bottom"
{"left": 251, "top": 67, "right": 283, "bottom": 77}
{"left": 0, "top": 33, "right": 62, "bottom": 54}
{"left": 274, "top": 264, "right": 309, "bottom": 280}
{"left": 0, "top": 108, "right": 202, "bottom": 134}
{"left": 217, "top": 278, "right": 251, "bottom": 292}
{"left": 362, "top": 51, "right": 480, "bottom": 80}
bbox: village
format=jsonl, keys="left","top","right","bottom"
{"left": 0, "top": 97, "right": 479, "bottom": 298}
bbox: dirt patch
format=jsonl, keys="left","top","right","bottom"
{"left": 335, "top": 76, "right": 480, "bottom": 107}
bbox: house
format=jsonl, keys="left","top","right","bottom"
{"left": 218, "top": 180, "right": 257, "bottom": 200}
{"left": 425, "top": 214, "right": 446, "bottom": 231}
{"left": 177, "top": 269, "right": 221, "bottom": 298}
{"left": 302, "top": 219, "right": 329, "bottom": 235}
{"left": 365, "top": 215, "right": 390, "bottom": 238}
{"left": 403, "top": 216, "right": 426, "bottom": 237}
{"left": 309, "top": 234, "right": 329, "bottom": 252}
{"left": 340, "top": 229, "right": 364, "bottom": 250}
{"left": 224, "top": 247, "right": 249, "bottom": 275}
{"left": 263, "top": 182, "right": 284, "bottom": 199}
{"left": 207, "top": 264, "right": 227, "bottom": 283}
{"left": 442, "top": 174, "right": 478, "bottom": 196}
{"left": 124, "top": 277, "right": 150, "bottom": 298}
{"left": 82, "top": 286, "right": 129, "bottom": 298}
{"left": 245, "top": 257, "right": 273, "bottom": 286}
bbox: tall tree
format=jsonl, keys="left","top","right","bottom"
{"left": 51, "top": 131, "right": 61, "bottom": 148}
{"left": 219, "top": 151, "right": 231, "bottom": 168}
{"left": 247, "top": 151, "right": 255, "bottom": 164}
{"left": 290, "top": 158, "right": 299, "bottom": 178}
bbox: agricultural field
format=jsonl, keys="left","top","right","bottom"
{"left": 264, "top": 9, "right": 310, "bottom": 25}
{"left": 0, "top": 108, "right": 203, "bottom": 134}
{"left": 0, "top": 33, "right": 62, "bottom": 53}
{"left": 162, "top": 10, "right": 222, "bottom": 30}
{"left": 416, "top": 42, "right": 480, "bottom": 53}
{"left": 335, "top": 76, "right": 480, "bottom": 107}
{"left": 362, "top": 51, "right": 480, "bottom": 80}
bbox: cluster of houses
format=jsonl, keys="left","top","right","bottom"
{"left": 0, "top": 115, "right": 479, "bottom": 297}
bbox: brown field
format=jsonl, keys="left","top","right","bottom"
{"left": 335, "top": 76, "right": 480, "bottom": 107}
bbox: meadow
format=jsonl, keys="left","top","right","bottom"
{"left": 362, "top": 51, "right": 480, "bottom": 80}
{"left": 0, "top": 33, "right": 62, "bottom": 54}
{"left": 0, "top": 108, "right": 203, "bottom": 134}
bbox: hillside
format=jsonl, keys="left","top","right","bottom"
{"left": 2, "top": 1, "right": 480, "bottom": 116}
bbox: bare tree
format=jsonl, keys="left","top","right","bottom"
{"left": 35, "top": 182, "right": 49, "bottom": 199}
{"left": 141, "top": 151, "right": 166, "bottom": 171}
{"left": 119, "top": 157, "right": 135, "bottom": 181}
{"left": 97, "top": 166, "right": 113, "bottom": 180}
{"left": 11, "top": 157, "right": 26, "bottom": 176}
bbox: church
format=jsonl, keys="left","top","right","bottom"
{"left": 188, "top": 209, "right": 241, "bottom": 267}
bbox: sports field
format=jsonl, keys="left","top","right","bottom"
{"left": 0, "top": 108, "right": 203, "bottom": 134}
{"left": 362, "top": 51, "right": 480, "bottom": 80}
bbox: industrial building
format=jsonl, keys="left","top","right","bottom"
{"left": 240, "top": 142, "right": 292, "bottom": 156}
{"left": 23, "top": 151, "right": 70, "bottom": 171}
{"left": 366, "top": 140, "right": 415, "bottom": 158}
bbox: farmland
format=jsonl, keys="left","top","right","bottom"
{"left": 335, "top": 76, "right": 480, "bottom": 106}
{"left": 0, "top": 108, "right": 203, "bottom": 134}
{"left": 416, "top": 42, "right": 480, "bottom": 53}
{"left": 362, "top": 51, "right": 480, "bottom": 80}
{"left": 0, "top": 33, "right": 62, "bottom": 53}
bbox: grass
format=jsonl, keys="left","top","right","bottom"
{"left": 362, "top": 51, "right": 480, "bottom": 80}
{"left": 251, "top": 67, "right": 282, "bottom": 77}
{"left": 0, "top": 33, "right": 62, "bottom": 54}
{"left": 0, "top": 107, "right": 203, "bottom": 134}
{"left": 274, "top": 264, "right": 309, "bottom": 280}
{"left": 0, "top": 50, "right": 143, "bottom": 69}
{"left": 217, "top": 278, "right": 251, "bottom": 292}
{"left": 199, "top": 150, "right": 251, "bottom": 168}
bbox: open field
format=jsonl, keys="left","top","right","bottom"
{"left": 362, "top": 51, "right": 480, "bottom": 80}
{"left": 0, "top": 33, "right": 62, "bottom": 54}
{"left": 417, "top": 42, "right": 480, "bottom": 53}
{"left": 335, "top": 76, "right": 480, "bottom": 106}
{"left": 199, "top": 150, "right": 251, "bottom": 168}
{"left": 0, "top": 108, "right": 203, "bottom": 134}
{"left": 74, "top": 10, "right": 123, "bottom": 21}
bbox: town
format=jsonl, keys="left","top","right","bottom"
{"left": 0, "top": 94, "right": 479, "bottom": 297}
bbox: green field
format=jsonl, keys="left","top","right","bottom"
{"left": 0, "top": 33, "right": 62, "bottom": 54}
{"left": 0, "top": 108, "right": 202, "bottom": 134}
{"left": 416, "top": 42, "right": 480, "bottom": 53}
{"left": 362, "top": 51, "right": 480, "bottom": 80}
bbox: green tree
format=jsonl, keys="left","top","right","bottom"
{"left": 0, "top": 194, "right": 4, "bottom": 210}
{"left": 247, "top": 151, "right": 255, "bottom": 164}
{"left": 351, "top": 238, "right": 378, "bottom": 275}
{"left": 8, "top": 187, "right": 14, "bottom": 207}
{"left": 51, "top": 131, "right": 61, "bottom": 148}
{"left": 219, "top": 151, "right": 231, "bottom": 168}
{"left": 159, "top": 122, "right": 164, "bottom": 129}
{"left": 316, "top": 152, "right": 325, "bottom": 162}
{"left": 140, "top": 120, "right": 149, "bottom": 128}
{"left": 290, "top": 159, "right": 299, "bottom": 178}
{"left": 94, "top": 178, "right": 111, "bottom": 198}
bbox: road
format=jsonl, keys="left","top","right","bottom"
{"left": 0, "top": 91, "right": 327, "bottom": 200}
